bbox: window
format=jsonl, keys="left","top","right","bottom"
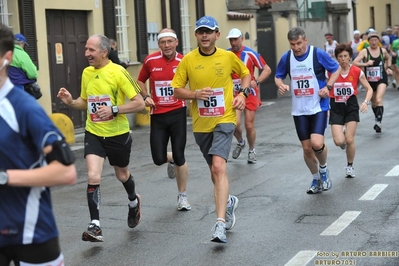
{"left": 370, "top": 7, "right": 375, "bottom": 29}
{"left": 115, "top": 0, "right": 130, "bottom": 62}
{"left": 134, "top": 0, "right": 148, "bottom": 62}
{"left": 0, "top": 0, "right": 11, "bottom": 26}
{"left": 386, "top": 4, "right": 391, "bottom": 28}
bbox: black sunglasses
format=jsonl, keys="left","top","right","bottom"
{"left": 196, "top": 28, "right": 218, "bottom": 35}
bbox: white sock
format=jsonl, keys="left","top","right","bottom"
{"left": 91, "top": 219, "right": 100, "bottom": 227}
{"left": 129, "top": 199, "right": 138, "bottom": 208}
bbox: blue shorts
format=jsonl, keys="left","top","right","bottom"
{"left": 293, "top": 111, "right": 328, "bottom": 141}
{"left": 193, "top": 123, "right": 235, "bottom": 165}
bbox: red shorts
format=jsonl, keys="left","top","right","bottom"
{"left": 245, "top": 87, "right": 262, "bottom": 111}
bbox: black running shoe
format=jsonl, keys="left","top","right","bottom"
{"left": 128, "top": 194, "right": 142, "bottom": 228}
{"left": 82, "top": 223, "right": 103, "bottom": 242}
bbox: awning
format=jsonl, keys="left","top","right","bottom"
{"left": 226, "top": 11, "right": 254, "bottom": 20}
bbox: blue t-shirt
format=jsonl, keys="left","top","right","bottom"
{"left": 0, "top": 79, "right": 62, "bottom": 247}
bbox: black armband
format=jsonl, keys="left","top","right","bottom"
{"left": 46, "top": 140, "right": 75, "bottom": 166}
{"left": 238, "top": 87, "right": 250, "bottom": 98}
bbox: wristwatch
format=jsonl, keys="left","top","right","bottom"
{"left": 255, "top": 80, "right": 260, "bottom": 86}
{"left": 364, "top": 100, "right": 371, "bottom": 105}
{"left": 143, "top": 95, "right": 150, "bottom": 101}
{"left": 326, "top": 85, "right": 333, "bottom": 91}
{"left": 238, "top": 87, "right": 250, "bottom": 98}
{"left": 0, "top": 169, "right": 9, "bottom": 186}
{"left": 111, "top": 106, "right": 119, "bottom": 117}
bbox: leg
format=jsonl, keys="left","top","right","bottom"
{"left": 244, "top": 109, "right": 257, "bottom": 150}
{"left": 344, "top": 121, "right": 358, "bottom": 164}
{"left": 233, "top": 109, "right": 243, "bottom": 143}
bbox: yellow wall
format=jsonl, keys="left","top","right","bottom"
{"left": 355, "top": 0, "right": 399, "bottom": 34}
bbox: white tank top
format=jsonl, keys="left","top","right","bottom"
{"left": 325, "top": 40, "right": 338, "bottom": 58}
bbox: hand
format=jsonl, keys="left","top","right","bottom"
{"left": 144, "top": 97, "right": 156, "bottom": 108}
{"left": 360, "top": 102, "right": 368, "bottom": 113}
{"left": 57, "top": 87, "right": 73, "bottom": 105}
{"left": 195, "top": 87, "right": 213, "bottom": 100}
{"left": 278, "top": 84, "right": 290, "bottom": 95}
{"left": 232, "top": 94, "right": 246, "bottom": 111}
{"left": 387, "top": 68, "right": 393, "bottom": 75}
{"left": 96, "top": 105, "right": 112, "bottom": 120}
{"left": 366, "top": 60, "right": 374, "bottom": 66}
{"left": 318, "top": 87, "right": 329, "bottom": 98}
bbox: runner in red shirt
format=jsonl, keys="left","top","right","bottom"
{"left": 137, "top": 28, "right": 190, "bottom": 211}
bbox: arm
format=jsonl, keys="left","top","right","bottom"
{"left": 358, "top": 73, "right": 373, "bottom": 113}
{"left": 118, "top": 94, "right": 145, "bottom": 114}
{"left": 57, "top": 87, "right": 87, "bottom": 110}
{"left": 21, "top": 54, "right": 38, "bottom": 79}
{"left": 6, "top": 161, "right": 76, "bottom": 187}
{"left": 252, "top": 64, "right": 272, "bottom": 88}
{"left": 352, "top": 49, "right": 372, "bottom": 68}
{"left": 137, "top": 80, "right": 155, "bottom": 108}
{"left": 383, "top": 48, "right": 393, "bottom": 75}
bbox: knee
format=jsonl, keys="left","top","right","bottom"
{"left": 87, "top": 171, "right": 101, "bottom": 184}
{"left": 346, "top": 136, "right": 355, "bottom": 145}
{"left": 153, "top": 155, "right": 167, "bottom": 166}
{"left": 312, "top": 143, "right": 325, "bottom": 154}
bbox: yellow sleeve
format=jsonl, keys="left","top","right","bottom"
{"left": 357, "top": 41, "right": 364, "bottom": 52}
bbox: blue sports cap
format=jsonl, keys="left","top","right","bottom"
{"left": 195, "top": 16, "right": 219, "bottom": 32}
{"left": 14, "top": 33, "right": 29, "bottom": 46}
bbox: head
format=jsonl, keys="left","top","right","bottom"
{"left": 157, "top": 28, "right": 178, "bottom": 60}
{"left": 353, "top": 30, "right": 360, "bottom": 40}
{"left": 0, "top": 24, "right": 14, "bottom": 83}
{"left": 334, "top": 43, "right": 352, "bottom": 67}
{"left": 394, "top": 25, "right": 399, "bottom": 35}
{"left": 360, "top": 33, "right": 367, "bottom": 41}
{"left": 226, "top": 28, "right": 243, "bottom": 52}
{"left": 325, "top": 33, "right": 333, "bottom": 43}
{"left": 85, "top": 34, "right": 111, "bottom": 69}
{"left": 194, "top": 16, "right": 220, "bottom": 53}
{"left": 366, "top": 28, "right": 376, "bottom": 35}
{"left": 287, "top": 27, "right": 308, "bottom": 56}
{"left": 368, "top": 32, "right": 380, "bottom": 48}
{"left": 110, "top": 39, "right": 117, "bottom": 51}
{"left": 14, "top": 33, "right": 29, "bottom": 48}
{"left": 386, "top": 27, "right": 393, "bottom": 35}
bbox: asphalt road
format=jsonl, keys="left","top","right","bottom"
{"left": 52, "top": 85, "right": 399, "bottom": 266}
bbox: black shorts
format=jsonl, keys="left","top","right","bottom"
{"left": 392, "top": 56, "right": 397, "bottom": 65}
{"left": 368, "top": 72, "right": 388, "bottom": 91}
{"left": 150, "top": 107, "right": 187, "bottom": 166}
{"left": 0, "top": 237, "right": 62, "bottom": 265}
{"left": 329, "top": 95, "right": 360, "bottom": 125}
{"left": 84, "top": 131, "right": 132, "bottom": 167}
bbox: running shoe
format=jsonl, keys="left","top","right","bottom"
{"left": 232, "top": 141, "right": 245, "bottom": 159}
{"left": 247, "top": 150, "right": 257, "bottom": 164}
{"left": 211, "top": 221, "right": 226, "bottom": 243}
{"left": 225, "top": 195, "right": 238, "bottom": 230}
{"left": 373, "top": 122, "right": 382, "bottom": 133}
{"left": 167, "top": 162, "right": 176, "bottom": 179}
{"left": 306, "top": 179, "right": 322, "bottom": 194}
{"left": 320, "top": 169, "right": 332, "bottom": 191}
{"left": 392, "top": 80, "right": 397, "bottom": 89}
{"left": 127, "top": 194, "right": 142, "bottom": 228}
{"left": 177, "top": 194, "right": 191, "bottom": 211}
{"left": 345, "top": 166, "right": 356, "bottom": 178}
{"left": 82, "top": 223, "right": 103, "bottom": 242}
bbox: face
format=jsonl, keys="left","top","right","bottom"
{"left": 394, "top": 26, "right": 399, "bottom": 35}
{"left": 289, "top": 35, "right": 308, "bottom": 56}
{"left": 195, "top": 27, "right": 220, "bottom": 51}
{"left": 228, "top": 36, "right": 243, "bottom": 52}
{"left": 111, "top": 42, "right": 117, "bottom": 50}
{"left": 368, "top": 37, "right": 379, "bottom": 48}
{"left": 337, "top": 50, "right": 350, "bottom": 67}
{"left": 325, "top": 35, "right": 333, "bottom": 42}
{"left": 354, "top": 33, "right": 360, "bottom": 40}
{"left": 158, "top": 36, "right": 178, "bottom": 59}
{"left": 85, "top": 37, "right": 108, "bottom": 68}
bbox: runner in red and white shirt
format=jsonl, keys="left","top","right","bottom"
{"left": 137, "top": 28, "right": 190, "bottom": 211}
{"left": 328, "top": 43, "right": 373, "bottom": 178}
{"left": 226, "top": 28, "right": 272, "bottom": 164}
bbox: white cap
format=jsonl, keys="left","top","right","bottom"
{"left": 226, "top": 28, "right": 242, "bottom": 39}
{"left": 353, "top": 30, "right": 360, "bottom": 35}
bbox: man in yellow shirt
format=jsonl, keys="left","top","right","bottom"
{"left": 172, "top": 16, "right": 251, "bottom": 243}
{"left": 57, "top": 34, "right": 145, "bottom": 242}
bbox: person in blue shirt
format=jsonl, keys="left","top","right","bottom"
{"left": 0, "top": 23, "right": 77, "bottom": 266}
{"left": 274, "top": 26, "right": 341, "bottom": 194}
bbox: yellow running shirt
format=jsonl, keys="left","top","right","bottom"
{"left": 172, "top": 47, "right": 250, "bottom": 133}
{"left": 81, "top": 61, "right": 141, "bottom": 137}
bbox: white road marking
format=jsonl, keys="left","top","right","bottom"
{"left": 359, "top": 184, "right": 388, "bottom": 200}
{"left": 284, "top": 250, "right": 318, "bottom": 266}
{"left": 385, "top": 165, "right": 399, "bottom": 176}
{"left": 260, "top": 101, "right": 275, "bottom": 107}
{"left": 320, "top": 211, "right": 361, "bottom": 236}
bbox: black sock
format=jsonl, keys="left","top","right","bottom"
{"left": 376, "top": 106, "right": 384, "bottom": 122}
{"left": 348, "top": 162, "right": 353, "bottom": 167}
{"left": 87, "top": 184, "right": 100, "bottom": 221}
{"left": 123, "top": 175, "right": 137, "bottom": 201}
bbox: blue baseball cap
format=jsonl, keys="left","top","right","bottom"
{"left": 14, "top": 33, "right": 29, "bottom": 46}
{"left": 195, "top": 16, "right": 219, "bottom": 32}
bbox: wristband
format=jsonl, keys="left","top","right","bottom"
{"left": 387, "top": 66, "right": 392, "bottom": 70}
{"left": 143, "top": 95, "right": 150, "bottom": 101}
